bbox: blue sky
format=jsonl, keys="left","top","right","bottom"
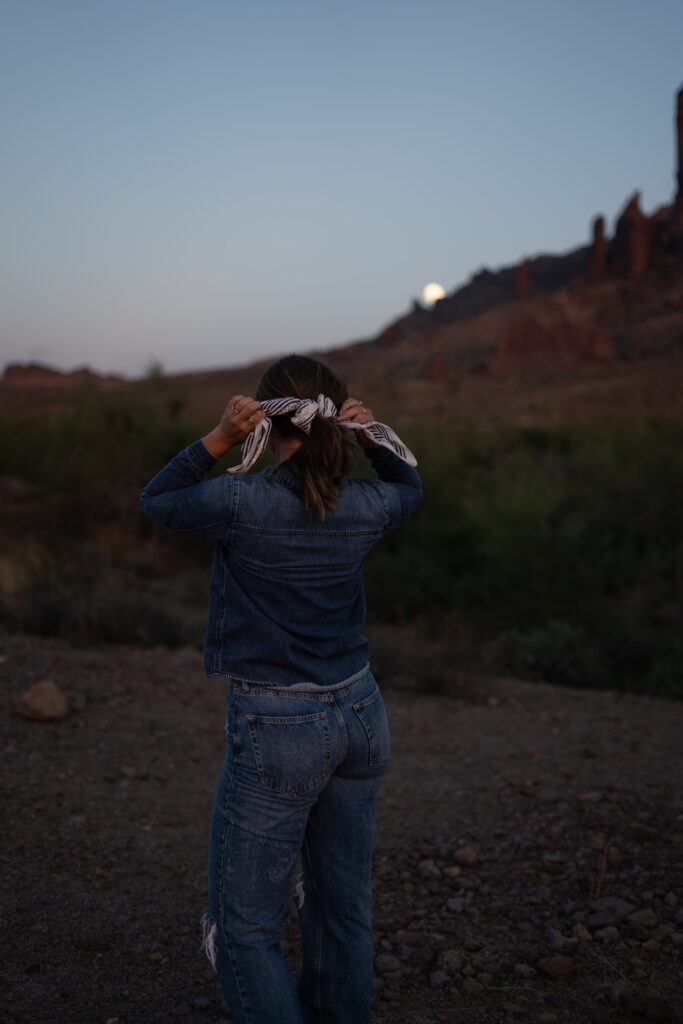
{"left": 1, "top": 0, "right": 682, "bottom": 377}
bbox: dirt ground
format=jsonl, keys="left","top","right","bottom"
{"left": 1, "top": 629, "right": 682, "bottom": 1024}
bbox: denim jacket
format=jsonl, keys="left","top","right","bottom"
{"left": 140, "top": 439, "right": 422, "bottom": 686}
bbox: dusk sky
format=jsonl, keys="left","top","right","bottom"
{"left": 1, "top": 0, "right": 682, "bottom": 378}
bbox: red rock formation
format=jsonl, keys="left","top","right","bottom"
{"left": 613, "top": 193, "right": 651, "bottom": 279}
{"left": 419, "top": 354, "right": 451, "bottom": 379}
{"left": 1, "top": 362, "right": 122, "bottom": 389}
{"left": 497, "top": 316, "right": 617, "bottom": 363}
{"left": 589, "top": 215, "right": 607, "bottom": 280}
{"left": 376, "top": 322, "right": 402, "bottom": 347}
{"left": 677, "top": 85, "right": 683, "bottom": 216}
{"left": 498, "top": 317, "right": 548, "bottom": 356}
{"left": 515, "top": 259, "right": 532, "bottom": 300}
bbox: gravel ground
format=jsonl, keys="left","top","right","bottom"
{"left": 1, "top": 629, "right": 682, "bottom": 1024}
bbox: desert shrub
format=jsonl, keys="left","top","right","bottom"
{"left": 364, "top": 417, "right": 683, "bottom": 696}
{"left": 490, "top": 619, "right": 608, "bottom": 689}
{"left": 645, "top": 640, "right": 683, "bottom": 700}
{"left": 9, "top": 587, "right": 193, "bottom": 648}
{"left": 2, "top": 398, "right": 682, "bottom": 697}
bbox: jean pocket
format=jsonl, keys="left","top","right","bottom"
{"left": 246, "top": 711, "right": 331, "bottom": 796}
{"left": 352, "top": 688, "right": 390, "bottom": 766}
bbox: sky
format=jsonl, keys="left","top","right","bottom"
{"left": 1, "top": 0, "right": 682, "bottom": 379}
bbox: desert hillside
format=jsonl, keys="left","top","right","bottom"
{"left": 3, "top": 87, "right": 683, "bottom": 427}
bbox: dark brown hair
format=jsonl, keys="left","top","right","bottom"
{"left": 256, "top": 354, "right": 353, "bottom": 519}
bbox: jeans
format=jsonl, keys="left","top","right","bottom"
{"left": 202, "top": 669, "right": 389, "bottom": 1024}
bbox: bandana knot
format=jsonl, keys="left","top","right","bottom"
{"left": 289, "top": 394, "right": 338, "bottom": 433}
{"left": 227, "top": 395, "right": 417, "bottom": 474}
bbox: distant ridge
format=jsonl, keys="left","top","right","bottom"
{"left": 3, "top": 86, "right": 683, "bottom": 427}
{"left": 1, "top": 362, "right": 124, "bottom": 389}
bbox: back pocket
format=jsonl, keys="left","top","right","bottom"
{"left": 352, "top": 688, "right": 390, "bottom": 766}
{"left": 247, "top": 712, "right": 331, "bottom": 796}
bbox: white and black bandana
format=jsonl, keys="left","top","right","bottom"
{"left": 227, "top": 394, "right": 417, "bottom": 474}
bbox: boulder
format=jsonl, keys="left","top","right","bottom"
{"left": 14, "top": 680, "right": 68, "bottom": 721}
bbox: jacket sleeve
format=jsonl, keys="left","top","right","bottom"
{"left": 139, "top": 439, "right": 234, "bottom": 539}
{"left": 363, "top": 445, "right": 423, "bottom": 527}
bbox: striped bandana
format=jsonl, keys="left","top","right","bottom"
{"left": 227, "top": 394, "right": 417, "bottom": 473}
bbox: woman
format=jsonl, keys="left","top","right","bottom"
{"left": 140, "top": 354, "right": 422, "bottom": 1023}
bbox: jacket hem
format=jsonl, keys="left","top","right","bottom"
{"left": 205, "top": 661, "right": 371, "bottom": 689}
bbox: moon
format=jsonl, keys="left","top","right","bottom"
{"left": 422, "top": 282, "right": 445, "bottom": 306}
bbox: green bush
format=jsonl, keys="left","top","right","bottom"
{"left": 490, "top": 619, "right": 608, "bottom": 689}
{"left": 1, "top": 397, "right": 682, "bottom": 697}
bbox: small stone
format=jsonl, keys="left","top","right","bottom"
{"left": 632, "top": 825, "right": 660, "bottom": 843}
{"left": 68, "top": 691, "right": 88, "bottom": 711}
{"left": 578, "top": 790, "right": 602, "bottom": 803}
{"left": 586, "top": 897, "right": 636, "bottom": 929}
{"left": 454, "top": 847, "right": 478, "bottom": 867}
{"left": 514, "top": 963, "right": 536, "bottom": 977}
{"left": 629, "top": 908, "right": 658, "bottom": 928}
{"left": 663, "top": 892, "right": 677, "bottom": 908}
{"left": 439, "top": 949, "right": 464, "bottom": 971}
{"left": 14, "top": 680, "right": 68, "bottom": 721}
{"left": 644, "top": 998, "right": 675, "bottom": 1021}
{"left": 430, "top": 970, "right": 450, "bottom": 987}
{"left": 417, "top": 859, "right": 442, "bottom": 880}
{"left": 443, "top": 865, "right": 461, "bottom": 878}
{"left": 375, "top": 953, "right": 402, "bottom": 974}
{"left": 446, "top": 898, "right": 465, "bottom": 914}
{"left": 572, "top": 923, "right": 592, "bottom": 942}
{"left": 462, "top": 978, "right": 483, "bottom": 994}
{"left": 540, "top": 956, "right": 574, "bottom": 979}
{"left": 608, "top": 847, "right": 624, "bottom": 867}
{"left": 641, "top": 938, "right": 661, "bottom": 953}
{"left": 609, "top": 979, "right": 631, "bottom": 1005}
{"left": 595, "top": 926, "right": 620, "bottom": 941}
{"left": 545, "top": 927, "right": 565, "bottom": 949}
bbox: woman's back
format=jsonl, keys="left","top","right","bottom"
{"left": 141, "top": 436, "right": 421, "bottom": 684}
{"left": 139, "top": 354, "right": 422, "bottom": 1024}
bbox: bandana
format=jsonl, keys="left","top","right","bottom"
{"left": 227, "top": 394, "right": 417, "bottom": 473}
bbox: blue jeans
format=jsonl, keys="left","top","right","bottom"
{"left": 202, "top": 669, "right": 389, "bottom": 1024}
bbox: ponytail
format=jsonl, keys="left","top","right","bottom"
{"left": 256, "top": 355, "right": 353, "bottom": 520}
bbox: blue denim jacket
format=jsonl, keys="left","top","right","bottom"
{"left": 140, "top": 439, "right": 422, "bottom": 685}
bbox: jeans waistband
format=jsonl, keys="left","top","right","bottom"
{"left": 230, "top": 663, "right": 371, "bottom": 699}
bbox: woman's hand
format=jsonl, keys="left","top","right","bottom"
{"left": 337, "top": 398, "right": 378, "bottom": 446}
{"left": 202, "top": 395, "right": 266, "bottom": 458}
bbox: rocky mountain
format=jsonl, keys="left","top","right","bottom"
{"left": 3, "top": 87, "right": 683, "bottom": 427}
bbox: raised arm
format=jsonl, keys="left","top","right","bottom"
{"left": 338, "top": 397, "right": 423, "bottom": 522}
{"left": 139, "top": 395, "right": 265, "bottom": 538}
